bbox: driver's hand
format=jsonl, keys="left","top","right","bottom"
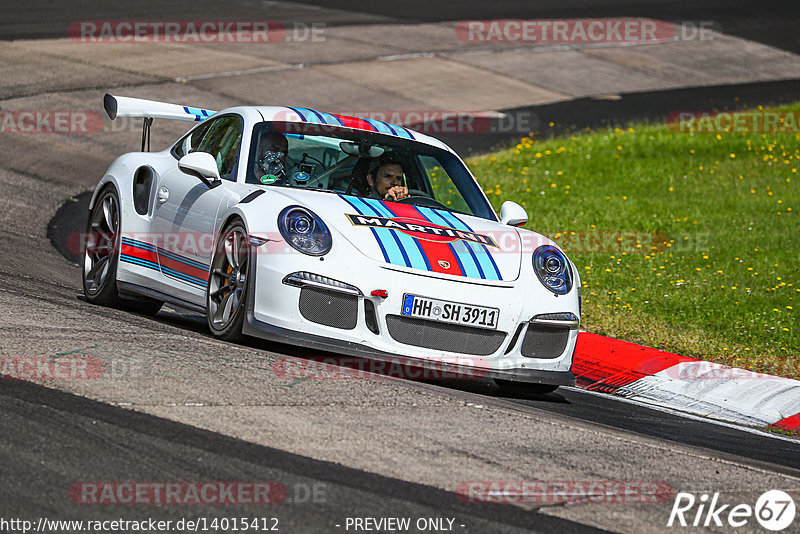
{"left": 384, "top": 186, "right": 409, "bottom": 201}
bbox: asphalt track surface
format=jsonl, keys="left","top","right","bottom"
{"left": 4, "top": 1, "right": 800, "bottom": 532}
{"left": 2, "top": 0, "right": 799, "bottom": 55}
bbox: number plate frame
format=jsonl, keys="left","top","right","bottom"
{"left": 400, "top": 294, "right": 499, "bottom": 330}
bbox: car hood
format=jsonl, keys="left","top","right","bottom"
{"left": 267, "top": 188, "right": 522, "bottom": 282}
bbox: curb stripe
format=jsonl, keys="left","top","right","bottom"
{"left": 573, "top": 332, "right": 695, "bottom": 392}
{"left": 575, "top": 331, "right": 800, "bottom": 428}
{"left": 769, "top": 414, "right": 800, "bottom": 432}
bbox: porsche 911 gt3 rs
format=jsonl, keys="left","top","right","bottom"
{"left": 82, "top": 94, "right": 580, "bottom": 390}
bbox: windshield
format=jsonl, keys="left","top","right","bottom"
{"left": 245, "top": 121, "right": 497, "bottom": 220}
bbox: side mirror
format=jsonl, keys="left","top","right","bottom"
{"left": 499, "top": 201, "right": 528, "bottom": 227}
{"left": 179, "top": 152, "right": 221, "bottom": 188}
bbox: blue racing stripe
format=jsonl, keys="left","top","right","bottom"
{"left": 297, "top": 107, "right": 326, "bottom": 123}
{"left": 120, "top": 255, "right": 160, "bottom": 272}
{"left": 339, "top": 195, "right": 389, "bottom": 263}
{"left": 161, "top": 266, "right": 206, "bottom": 287}
{"left": 416, "top": 206, "right": 484, "bottom": 279}
{"left": 396, "top": 125, "right": 415, "bottom": 140}
{"left": 362, "top": 118, "right": 394, "bottom": 136}
{"left": 287, "top": 106, "right": 308, "bottom": 122}
{"left": 340, "top": 195, "right": 400, "bottom": 266}
{"left": 448, "top": 240, "right": 483, "bottom": 279}
{"left": 156, "top": 248, "right": 208, "bottom": 271}
{"left": 121, "top": 237, "right": 156, "bottom": 252}
{"left": 363, "top": 199, "right": 431, "bottom": 272}
{"left": 438, "top": 211, "right": 502, "bottom": 281}
{"left": 352, "top": 198, "right": 411, "bottom": 268}
{"left": 317, "top": 110, "right": 344, "bottom": 126}
{"left": 122, "top": 238, "right": 208, "bottom": 271}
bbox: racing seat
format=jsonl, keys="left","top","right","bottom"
{"left": 345, "top": 157, "right": 373, "bottom": 196}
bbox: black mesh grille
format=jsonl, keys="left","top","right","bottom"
{"left": 299, "top": 287, "right": 358, "bottom": 330}
{"left": 385, "top": 315, "right": 506, "bottom": 356}
{"left": 520, "top": 324, "right": 570, "bottom": 359}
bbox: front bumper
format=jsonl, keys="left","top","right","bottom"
{"left": 244, "top": 243, "right": 579, "bottom": 386}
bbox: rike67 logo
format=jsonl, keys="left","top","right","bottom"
{"left": 668, "top": 490, "right": 796, "bottom": 531}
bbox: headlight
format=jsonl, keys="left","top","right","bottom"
{"left": 532, "top": 245, "right": 573, "bottom": 295}
{"left": 278, "top": 206, "right": 332, "bottom": 256}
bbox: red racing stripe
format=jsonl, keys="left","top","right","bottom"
{"left": 382, "top": 201, "right": 464, "bottom": 276}
{"left": 120, "top": 242, "right": 158, "bottom": 264}
{"left": 333, "top": 115, "right": 376, "bottom": 132}
{"left": 158, "top": 253, "right": 209, "bottom": 282}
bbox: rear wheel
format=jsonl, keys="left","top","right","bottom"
{"left": 206, "top": 220, "right": 250, "bottom": 341}
{"left": 82, "top": 185, "right": 162, "bottom": 315}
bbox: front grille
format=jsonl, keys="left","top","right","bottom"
{"left": 385, "top": 315, "right": 506, "bottom": 356}
{"left": 520, "top": 324, "right": 570, "bottom": 359}
{"left": 298, "top": 287, "right": 358, "bottom": 330}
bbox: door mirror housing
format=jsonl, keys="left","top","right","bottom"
{"left": 499, "top": 200, "right": 528, "bottom": 227}
{"left": 179, "top": 152, "right": 221, "bottom": 188}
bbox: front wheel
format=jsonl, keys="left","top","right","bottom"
{"left": 206, "top": 220, "right": 250, "bottom": 341}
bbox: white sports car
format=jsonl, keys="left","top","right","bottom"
{"left": 82, "top": 94, "right": 580, "bottom": 390}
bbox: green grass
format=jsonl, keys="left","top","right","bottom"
{"left": 466, "top": 104, "right": 799, "bottom": 379}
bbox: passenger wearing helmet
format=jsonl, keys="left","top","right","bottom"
{"left": 253, "top": 131, "right": 289, "bottom": 185}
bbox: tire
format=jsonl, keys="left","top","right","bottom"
{"left": 494, "top": 379, "right": 559, "bottom": 395}
{"left": 82, "top": 184, "right": 162, "bottom": 316}
{"left": 206, "top": 219, "right": 250, "bottom": 341}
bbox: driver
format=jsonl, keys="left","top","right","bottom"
{"left": 253, "top": 131, "right": 289, "bottom": 185}
{"left": 366, "top": 157, "right": 409, "bottom": 201}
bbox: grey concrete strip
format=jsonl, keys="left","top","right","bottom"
{"left": 614, "top": 35, "right": 800, "bottom": 85}
{"left": 198, "top": 35, "right": 404, "bottom": 65}
{"left": 18, "top": 39, "right": 287, "bottom": 79}
{"left": 7, "top": 21, "right": 800, "bottom": 112}
{"left": 452, "top": 49, "right": 684, "bottom": 98}
{"left": 449, "top": 33, "right": 800, "bottom": 99}
{"left": 192, "top": 64, "right": 436, "bottom": 110}
{"left": 315, "top": 56, "right": 570, "bottom": 110}
{"left": 324, "top": 21, "right": 521, "bottom": 53}
{"left": 0, "top": 42, "right": 157, "bottom": 99}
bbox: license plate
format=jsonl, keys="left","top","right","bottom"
{"left": 401, "top": 294, "right": 499, "bottom": 329}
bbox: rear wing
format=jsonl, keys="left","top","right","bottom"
{"left": 103, "top": 93, "right": 217, "bottom": 150}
